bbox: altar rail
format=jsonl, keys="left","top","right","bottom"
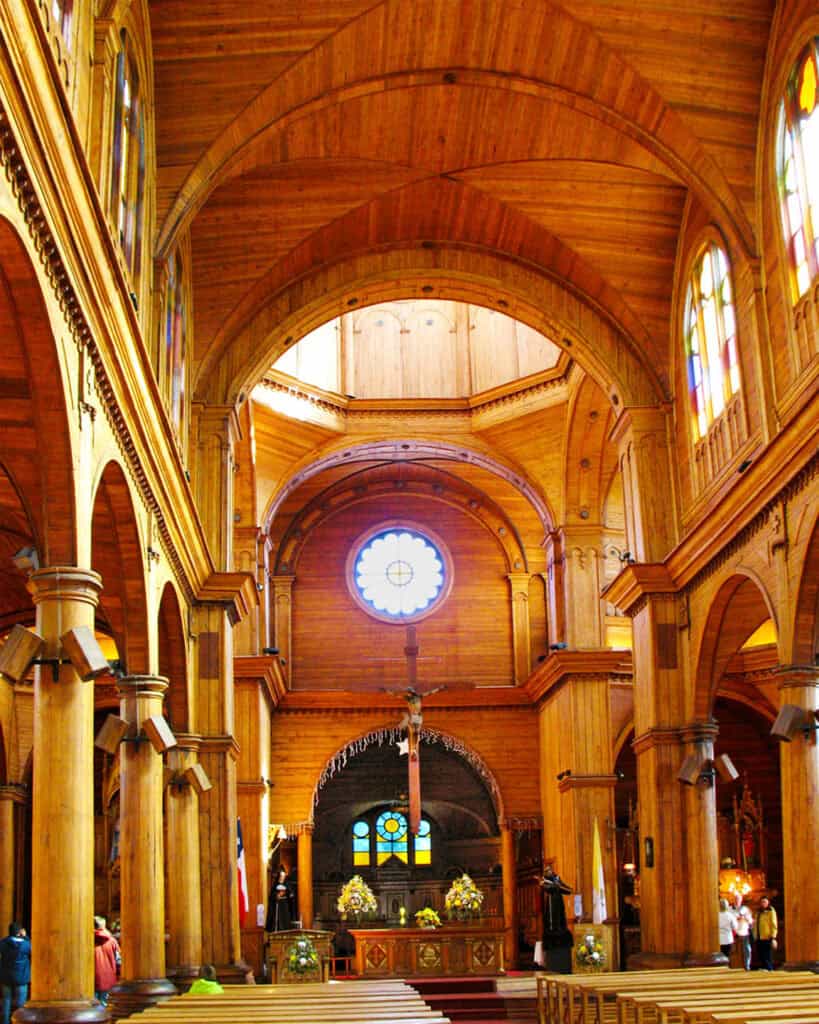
{"left": 351, "top": 925, "right": 505, "bottom": 977}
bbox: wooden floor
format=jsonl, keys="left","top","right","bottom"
{"left": 134, "top": 979, "right": 451, "bottom": 1024}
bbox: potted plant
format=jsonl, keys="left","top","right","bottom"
{"left": 414, "top": 907, "right": 442, "bottom": 930}
{"left": 444, "top": 873, "right": 484, "bottom": 921}
{"left": 336, "top": 874, "right": 378, "bottom": 923}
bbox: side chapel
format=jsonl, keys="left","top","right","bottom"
{"left": 0, "top": 0, "right": 817, "bottom": 1019}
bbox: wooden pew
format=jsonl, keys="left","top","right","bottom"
{"left": 622, "top": 978, "right": 819, "bottom": 1024}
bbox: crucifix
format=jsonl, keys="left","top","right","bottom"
{"left": 383, "top": 625, "right": 443, "bottom": 835}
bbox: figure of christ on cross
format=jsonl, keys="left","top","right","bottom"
{"left": 381, "top": 625, "right": 444, "bottom": 835}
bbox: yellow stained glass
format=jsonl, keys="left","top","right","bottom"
{"left": 415, "top": 849, "right": 431, "bottom": 865}
{"left": 354, "top": 851, "right": 369, "bottom": 865}
{"left": 799, "top": 54, "right": 817, "bottom": 115}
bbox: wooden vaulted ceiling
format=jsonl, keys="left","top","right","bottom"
{"left": 150, "top": 0, "right": 774, "bottom": 409}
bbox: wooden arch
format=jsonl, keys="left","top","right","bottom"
{"left": 272, "top": 462, "right": 531, "bottom": 576}
{"left": 157, "top": 581, "right": 189, "bottom": 732}
{"left": 692, "top": 571, "right": 778, "bottom": 721}
{"left": 310, "top": 724, "right": 505, "bottom": 827}
{"left": 199, "top": 196, "right": 666, "bottom": 410}
{"left": 0, "top": 216, "right": 76, "bottom": 567}
{"left": 264, "top": 440, "right": 554, "bottom": 538}
{"left": 91, "top": 461, "right": 150, "bottom": 676}
{"left": 791, "top": 509, "right": 819, "bottom": 666}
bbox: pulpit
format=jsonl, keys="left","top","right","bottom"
{"left": 264, "top": 929, "right": 333, "bottom": 983}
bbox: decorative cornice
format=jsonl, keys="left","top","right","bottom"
{"left": 602, "top": 564, "right": 677, "bottom": 617}
{"left": 0, "top": 104, "right": 203, "bottom": 603}
{"left": 558, "top": 773, "right": 618, "bottom": 793}
{"left": 196, "top": 572, "right": 258, "bottom": 625}
{"left": 680, "top": 720, "right": 719, "bottom": 745}
{"left": 524, "top": 649, "right": 632, "bottom": 705}
{"left": 237, "top": 780, "right": 266, "bottom": 795}
{"left": 233, "top": 654, "right": 287, "bottom": 707}
{"left": 0, "top": 784, "right": 29, "bottom": 805}
{"left": 197, "top": 734, "right": 240, "bottom": 758}
{"left": 775, "top": 664, "right": 819, "bottom": 690}
{"left": 631, "top": 725, "right": 683, "bottom": 755}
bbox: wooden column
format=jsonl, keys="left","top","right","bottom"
{"left": 610, "top": 408, "right": 678, "bottom": 563}
{"left": 109, "top": 676, "right": 177, "bottom": 1018}
{"left": 777, "top": 665, "right": 819, "bottom": 970}
{"left": 500, "top": 821, "right": 518, "bottom": 969}
{"left": 233, "top": 527, "right": 263, "bottom": 657}
{"left": 680, "top": 722, "right": 725, "bottom": 967}
{"left": 0, "top": 785, "right": 25, "bottom": 934}
{"left": 272, "top": 576, "right": 294, "bottom": 683}
{"left": 507, "top": 573, "right": 531, "bottom": 684}
{"left": 165, "top": 736, "right": 204, "bottom": 988}
{"left": 297, "top": 826, "right": 314, "bottom": 929}
{"left": 542, "top": 534, "right": 566, "bottom": 646}
{"left": 21, "top": 566, "right": 108, "bottom": 1023}
{"left": 558, "top": 527, "right": 606, "bottom": 648}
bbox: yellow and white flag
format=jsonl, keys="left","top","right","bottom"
{"left": 592, "top": 817, "right": 608, "bottom": 924}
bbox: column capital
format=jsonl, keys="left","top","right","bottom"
{"left": 170, "top": 732, "right": 203, "bottom": 753}
{"left": 631, "top": 725, "right": 683, "bottom": 755}
{"left": 602, "top": 563, "right": 677, "bottom": 617}
{"left": 506, "top": 572, "right": 532, "bottom": 590}
{"left": 26, "top": 566, "right": 103, "bottom": 608}
{"left": 0, "top": 783, "right": 28, "bottom": 805}
{"left": 776, "top": 664, "right": 819, "bottom": 690}
{"left": 608, "top": 404, "right": 671, "bottom": 447}
{"left": 558, "top": 773, "right": 618, "bottom": 793}
{"left": 116, "top": 674, "right": 169, "bottom": 700}
{"left": 680, "top": 720, "right": 719, "bottom": 745}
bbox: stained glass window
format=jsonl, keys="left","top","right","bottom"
{"left": 110, "top": 33, "right": 145, "bottom": 286}
{"left": 414, "top": 819, "right": 432, "bottom": 865}
{"left": 353, "top": 530, "right": 445, "bottom": 619}
{"left": 164, "top": 249, "right": 187, "bottom": 433}
{"left": 778, "top": 38, "right": 819, "bottom": 300}
{"left": 376, "top": 810, "right": 408, "bottom": 865}
{"left": 352, "top": 820, "right": 371, "bottom": 866}
{"left": 51, "top": 0, "right": 73, "bottom": 49}
{"left": 684, "top": 243, "right": 740, "bottom": 440}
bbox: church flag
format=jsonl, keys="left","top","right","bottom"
{"left": 237, "top": 818, "right": 249, "bottom": 924}
{"left": 592, "top": 817, "right": 607, "bottom": 924}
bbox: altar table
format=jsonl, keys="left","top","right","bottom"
{"left": 350, "top": 925, "right": 505, "bottom": 977}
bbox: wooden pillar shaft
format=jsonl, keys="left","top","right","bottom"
{"left": 777, "top": 666, "right": 819, "bottom": 969}
{"left": 297, "top": 828, "right": 314, "bottom": 929}
{"left": 500, "top": 823, "right": 518, "bottom": 969}
{"left": 0, "top": 786, "right": 25, "bottom": 936}
{"left": 507, "top": 574, "right": 532, "bottom": 684}
{"left": 272, "top": 576, "right": 294, "bottom": 684}
{"left": 680, "top": 722, "right": 724, "bottom": 966}
{"left": 24, "top": 566, "right": 108, "bottom": 1022}
{"left": 165, "top": 738, "right": 204, "bottom": 984}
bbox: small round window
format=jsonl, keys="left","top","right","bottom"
{"left": 349, "top": 526, "right": 450, "bottom": 622}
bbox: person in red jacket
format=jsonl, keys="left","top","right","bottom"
{"left": 93, "top": 917, "right": 120, "bottom": 1006}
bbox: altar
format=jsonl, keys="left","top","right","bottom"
{"left": 350, "top": 925, "right": 505, "bottom": 977}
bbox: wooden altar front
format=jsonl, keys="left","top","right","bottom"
{"left": 350, "top": 926, "right": 505, "bottom": 977}
{"left": 264, "top": 929, "right": 333, "bottom": 983}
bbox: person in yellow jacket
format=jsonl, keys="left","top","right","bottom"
{"left": 754, "top": 896, "right": 778, "bottom": 970}
{"left": 188, "top": 965, "right": 224, "bottom": 994}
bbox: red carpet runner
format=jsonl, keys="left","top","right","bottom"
{"left": 408, "top": 976, "right": 536, "bottom": 1023}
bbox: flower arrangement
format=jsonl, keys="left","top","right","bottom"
{"left": 444, "top": 873, "right": 484, "bottom": 919}
{"left": 287, "top": 936, "right": 320, "bottom": 975}
{"left": 414, "top": 907, "right": 442, "bottom": 929}
{"left": 337, "top": 874, "right": 378, "bottom": 919}
{"left": 575, "top": 932, "right": 606, "bottom": 969}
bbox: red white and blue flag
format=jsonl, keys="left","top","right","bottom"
{"left": 237, "top": 818, "right": 249, "bottom": 924}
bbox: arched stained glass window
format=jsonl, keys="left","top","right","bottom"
{"left": 352, "top": 820, "right": 370, "bottom": 867}
{"left": 51, "top": 0, "right": 73, "bottom": 49}
{"left": 414, "top": 819, "right": 432, "bottom": 865}
{"left": 375, "top": 810, "right": 408, "bottom": 865}
{"left": 777, "top": 38, "right": 819, "bottom": 300}
{"left": 110, "top": 32, "right": 145, "bottom": 286}
{"left": 684, "top": 243, "right": 740, "bottom": 440}
{"left": 164, "top": 249, "right": 187, "bottom": 433}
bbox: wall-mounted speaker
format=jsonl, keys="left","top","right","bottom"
{"left": 183, "top": 763, "right": 212, "bottom": 794}
{"left": 142, "top": 715, "right": 177, "bottom": 753}
{"left": 94, "top": 715, "right": 129, "bottom": 755}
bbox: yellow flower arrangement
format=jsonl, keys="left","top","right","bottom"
{"left": 444, "top": 873, "right": 484, "bottom": 919}
{"left": 414, "top": 907, "right": 442, "bottom": 929}
{"left": 576, "top": 932, "right": 606, "bottom": 969}
{"left": 337, "top": 874, "right": 378, "bottom": 919}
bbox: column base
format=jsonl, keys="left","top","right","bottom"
{"left": 14, "top": 1001, "right": 110, "bottom": 1023}
{"left": 683, "top": 951, "right": 729, "bottom": 968}
{"left": 213, "top": 960, "right": 253, "bottom": 985}
{"left": 166, "top": 965, "right": 201, "bottom": 991}
{"left": 783, "top": 960, "right": 819, "bottom": 973}
{"left": 108, "top": 979, "right": 177, "bottom": 1020}
{"left": 627, "top": 951, "right": 686, "bottom": 970}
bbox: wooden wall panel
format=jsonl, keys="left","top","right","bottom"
{"left": 290, "top": 494, "right": 514, "bottom": 689}
{"left": 269, "top": 706, "right": 540, "bottom": 827}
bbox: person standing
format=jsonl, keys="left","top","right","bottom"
{"left": 265, "top": 868, "right": 294, "bottom": 931}
{"left": 732, "top": 894, "right": 753, "bottom": 970}
{"left": 0, "top": 923, "right": 31, "bottom": 1024}
{"left": 755, "top": 896, "right": 778, "bottom": 970}
{"left": 718, "top": 898, "right": 736, "bottom": 959}
{"left": 93, "top": 916, "right": 120, "bottom": 1006}
{"left": 539, "top": 865, "right": 574, "bottom": 974}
